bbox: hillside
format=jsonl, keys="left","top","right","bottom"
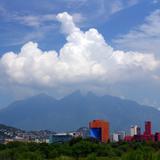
{"left": 0, "top": 92, "right": 159, "bottom": 132}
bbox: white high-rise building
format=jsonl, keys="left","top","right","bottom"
{"left": 112, "top": 131, "right": 126, "bottom": 142}
{"left": 112, "top": 133, "right": 119, "bottom": 142}
{"left": 130, "top": 125, "right": 139, "bottom": 136}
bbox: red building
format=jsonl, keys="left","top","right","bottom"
{"left": 144, "top": 121, "right": 152, "bottom": 136}
{"left": 155, "top": 132, "right": 160, "bottom": 142}
{"left": 89, "top": 120, "right": 109, "bottom": 143}
{"left": 124, "top": 121, "right": 159, "bottom": 142}
{"left": 142, "top": 121, "right": 155, "bottom": 142}
{"left": 124, "top": 136, "right": 133, "bottom": 142}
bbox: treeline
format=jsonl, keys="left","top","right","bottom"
{"left": 0, "top": 138, "right": 160, "bottom": 160}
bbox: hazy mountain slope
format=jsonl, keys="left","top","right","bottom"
{"left": 0, "top": 92, "right": 159, "bottom": 132}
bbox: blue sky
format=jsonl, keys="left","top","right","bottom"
{"left": 0, "top": 0, "right": 160, "bottom": 108}
{"left": 0, "top": 0, "right": 159, "bottom": 54}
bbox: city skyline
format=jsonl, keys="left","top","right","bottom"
{"left": 1, "top": 118, "right": 160, "bottom": 144}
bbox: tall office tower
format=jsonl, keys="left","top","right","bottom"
{"left": 130, "top": 126, "right": 135, "bottom": 136}
{"left": 130, "top": 125, "right": 139, "bottom": 136}
{"left": 112, "top": 131, "right": 126, "bottom": 142}
{"left": 137, "top": 127, "right": 141, "bottom": 135}
{"left": 144, "top": 121, "right": 152, "bottom": 135}
{"left": 89, "top": 120, "right": 109, "bottom": 143}
{"left": 112, "top": 133, "right": 119, "bottom": 142}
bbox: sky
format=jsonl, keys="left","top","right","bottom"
{"left": 0, "top": 0, "right": 160, "bottom": 108}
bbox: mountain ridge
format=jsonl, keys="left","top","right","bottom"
{"left": 0, "top": 92, "right": 159, "bottom": 132}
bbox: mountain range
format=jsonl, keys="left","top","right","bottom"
{"left": 0, "top": 91, "right": 160, "bottom": 132}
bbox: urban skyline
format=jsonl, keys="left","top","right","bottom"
{"left": 1, "top": 119, "right": 160, "bottom": 144}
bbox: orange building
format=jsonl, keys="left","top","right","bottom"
{"left": 89, "top": 120, "right": 109, "bottom": 143}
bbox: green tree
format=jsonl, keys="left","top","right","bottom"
{"left": 86, "top": 153, "right": 97, "bottom": 160}
{"left": 16, "top": 151, "right": 43, "bottom": 160}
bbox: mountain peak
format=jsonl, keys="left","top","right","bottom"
{"left": 27, "top": 93, "right": 56, "bottom": 101}
{"left": 86, "top": 92, "right": 97, "bottom": 98}
{"left": 0, "top": 92, "right": 160, "bottom": 131}
{"left": 63, "top": 90, "right": 83, "bottom": 100}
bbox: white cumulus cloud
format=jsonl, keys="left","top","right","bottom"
{"left": 0, "top": 12, "right": 160, "bottom": 105}
{"left": 113, "top": 9, "right": 160, "bottom": 56}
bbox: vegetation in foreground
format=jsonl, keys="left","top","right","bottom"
{"left": 0, "top": 138, "right": 160, "bottom": 160}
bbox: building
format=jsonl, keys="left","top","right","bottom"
{"left": 130, "top": 125, "right": 141, "bottom": 136}
{"left": 155, "top": 132, "right": 160, "bottom": 142}
{"left": 142, "top": 121, "right": 154, "bottom": 142}
{"left": 137, "top": 127, "right": 141, "bottom": 135}
{"left": 0, "top": 135, "right": 5, "bottom": 144}
{"left": 130, "top": 126, "right": 136, "bottom": 136}
{"left": 35, "top": 138, "right": 49, "bottom": 143}
{"left": 112, "top": 133, "right": 119, "bottom": 142}
{"left": 111, "top": 131, "right": 125, "bottom": 142}
{"left": 76, "top": 127, "right": 90, "bottom": 138}
{"left": 144, "top": 121, "right": 152, "bottom": 136}
{"left": 49, "top": 133, "right": 73, "bottom": 143}
{"left": 89, "top": 120, "right": 109, "bottom": 143}
{"left": 124, "top": 121, "right": 159, "bottom": 142}
{"left": 124, "top": 136, "right": 133, "bottom": 142}
{"left": 118, "top": 131, "right": 126, "bottom": 141}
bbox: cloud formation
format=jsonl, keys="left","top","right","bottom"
{"left": 13, "top": 14, "right": 56, "bottom": 27}
{"left": 113, "top": 9, "right": 160, "bottom": 56}
{"left": 0, "top": 12, "right": 160, "bottom": 104}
